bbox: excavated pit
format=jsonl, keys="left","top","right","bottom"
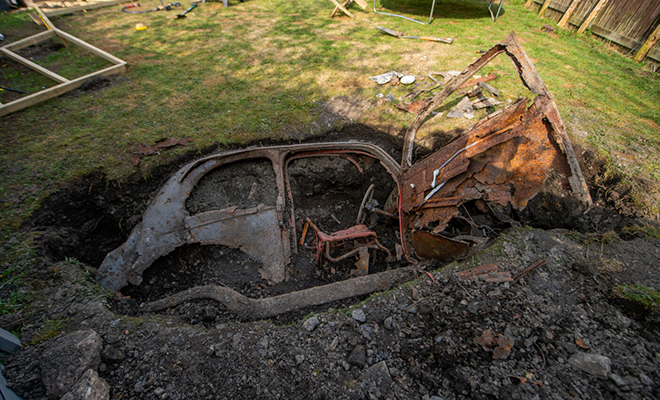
{"left": 24, "top": 126, "right": 645, "bottom": 322}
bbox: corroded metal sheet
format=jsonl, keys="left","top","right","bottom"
{"left": 411, "top": 230, "right": 470, "bottom": 260}
{"left": 185, "top": 205, "right": 287, "bottom": 284}
{"left": 402, "top": 98, "right": 568, "bottom": 246}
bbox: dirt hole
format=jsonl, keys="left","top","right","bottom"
{"left": 24, "top": 125, "right": 647, "bottom": 321}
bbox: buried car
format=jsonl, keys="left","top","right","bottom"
{"left": 97, "top": 32, "right": 592, "bottom": 319}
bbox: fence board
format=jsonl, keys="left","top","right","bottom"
{"left": 630, "top": 2, "right": 660, "bottom": 39}
{"left": 570, "top": 0, "right": 599, "bottom": 26}
{"left": 622, "top": 0, "right": 653, "bottom": 37}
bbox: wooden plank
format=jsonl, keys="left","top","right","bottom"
{"left": 330, "top": 0, "right": 350, "bottom": 17}
{"left": 54, "top": 29, "right": 126, "bottom": 65}
{"left": 33, "top": 4, "right": 55, "bottom": 30}
{"left": 42, "top": 0, "right": 125, "bottom": 16}
{"left": 597, "top": 0, "right": 632, "bottom": 30}
{"left": 634, "top": 22, "right": 660, "bottom": 61}
{"left": 354, "top": 0, "right": 367, "bottom": 9}
{"left": 592, "top": 24, "right": 642, "bottom": 48}
{"left": 612, "top": 0, "right": 647, "bottom": 37}
{"left": 0, "top": 63, "right": 125, "bottom": 117}
{"left": 624, "top": 0, "right": 654, "bottom": 37}
{"left": 525, "top": 0, "right": 535, "bottom": 9}
{"left": 538, "top": 0, "right": 552, "bottom": 16}
{"left": 558, "top": 0, "right": 580, "bottom": 27}
{"left": 3, "top": 29, "right": 55, "bottom": 51}
{"left": 27, "top": 12, "right": 43, "bottom": 26}
{"left": 591, "top": 24, "right": 660, "bottom": 62}
{"left": 0, "top": 48, "right": 69, "bottom": 83}
{"left": 571, "top": 0, "right": 598, "bottom": 26}
{"left": 629, "top": 1, "right": 660, "bottom": 40}
{"left": 578, "top": 0, "right": 608, "bottom": 33}
{"left": 328, "top": 0, "right": 353, "bottom": 18}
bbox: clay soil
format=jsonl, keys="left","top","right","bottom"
{"left": 2, "top": 125, "right": 660, "bottom": 400}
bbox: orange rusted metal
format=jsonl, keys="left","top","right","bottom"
{"left": 399, "top": 33, "right": 592, "bottom": 260}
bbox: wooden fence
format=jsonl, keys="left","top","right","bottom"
{"left": 528, "top": 0, "right": 660, "bottom": 63}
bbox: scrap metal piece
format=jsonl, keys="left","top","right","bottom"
{"left": 410, "top": 230, "right": 470, "bottom": 260}
{"left": 399, "top": 31, "right": 592, "bottom": 258}
{"left": 185, "top": 205, "right": 287, "bottom": 284}
{"left": 447, "top": 96, "right": 475, "bottom": 118}
{"left": 477, "top": 81, "right": 500, "bottom": 97}
{"left": 396, "top": 99, "right": 432, "bottom": 114}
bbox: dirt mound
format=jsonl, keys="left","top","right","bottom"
{"left": 4, "top": 228, "right": 660, "bottom": 400}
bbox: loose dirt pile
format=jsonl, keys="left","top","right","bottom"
{"left": 2, "top": 126, "right": 659, "bottom": 400}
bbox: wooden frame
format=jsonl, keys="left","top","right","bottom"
{"left": 0, "top": 6, "right": 127, "bottom": 117}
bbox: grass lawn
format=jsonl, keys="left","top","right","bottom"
{"left": 0, "top": 0, "right": 658, "bottom": 310}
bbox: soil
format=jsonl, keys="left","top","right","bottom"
{"left": 3, "top": 125, "right": 660, "bottom": 400}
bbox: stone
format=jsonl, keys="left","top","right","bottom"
{"left": 303, "top": 316, "right": 320, "bottom": 332}
{"left": 60, "top": 369, "right": 110, "bottom": 400}
{"left": 608, "top": 373, "right": 627, "bottom": 387}
{"left": 639, "top": 372, "right": 653, "bottom": 386}
{"left": 295, "top": 355, "right": 305, "bottom": 365}
{"left": 347, "top": 345, "right": 367, "bottom": 368}
{"left": 40, "top": 330, "right": 103, "bottom": 399}
{"left": 384, "top": 316, "right": 394, "bottom": 330}
{"left": 101, "top": 346, "right": 125, "bottom": 363}
{"left": 568, "top": 353, "right": 611, "bottom": 379}
{"left": 352, "top": 309, "right": 366, "bottom": 323}
{"left": 361, "top": 360, "right": 392, "bottom": 388}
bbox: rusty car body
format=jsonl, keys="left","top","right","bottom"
{"left": 97, "top": 32, "right": 592, "bottom": 319}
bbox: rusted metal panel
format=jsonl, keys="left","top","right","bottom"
{"left": 410, "top": 230, "right": 470, "bottom": 260}
{"left": 402, "top": 99, "right": 569, "bottom": 242}
{"left": 185, "top": 205, "right": 287, "bottom": 284}
{"left": 398, "top": 32, "right": 592, "bottom": 260}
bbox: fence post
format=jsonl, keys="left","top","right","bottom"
{"left": 577, "top": 0, "right": 608, "bottom": 33}
{"left": 538, "top": 0, "right": 552, "bottom": 17}
{"left": 525, "top": 0, "right": 535, "bottom": 9}
{"left": 558, "top": 0, "right": 580, "bottom": 28}
{"left": 634, "top": 24, "right": 660, "bottom": 62}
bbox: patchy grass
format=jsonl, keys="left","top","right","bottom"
{"left": 0, "top": 233, "right": 40, "bottom": 315}
{"left": 612, "top": 284, "right": 660, "bottom": 312}
{"left": 29, "top": 317, "right": 72, "bottom": 345}
{"left": 621, "top": 223, "right": 660, "bottom": 240}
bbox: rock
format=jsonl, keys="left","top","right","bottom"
{"left": 295, "top": 355, "right": 305, "bottom": 365}
{"left": 60, "top": 369, "right": 110, "bottom": 400}
{"left": 361, "top": 360, "right": 392, "bottom": 388}
{"left": 568, "top": 353, "right": 611, "bottom": 379}
{"left": 608, "top": 373, "right": 628, "bottom": 388}
{"left": 384, "top": 316, "right": 394, "bottom": 330}
{"left": 352, "top": 309, "right": 366, "bottom": 323}
{"left": 40, "top": 330, "right": 103, "bottom": 399}
{"left": 303, "top": 316, "right": 320, "bottom": 332}
{"left": 639, "top": 372, "right": 653, "bottom": 386}
{"left": 327, "top": 336, "right": 339, "bottom": 351}
{"left": 101, "top": 345, "right": 125, "bottom": 363}
{"left": 347, "top": 345, "right": 367, "bottom": 368}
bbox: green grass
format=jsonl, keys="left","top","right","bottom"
{"left": 612, "top": 284, "right": 660, "bottom": 311}
{"left": 0, "top": 233, "right": 39, "bottom": 315}
{"left": 0, "top": 0, "right": 659, "bottom": 314}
